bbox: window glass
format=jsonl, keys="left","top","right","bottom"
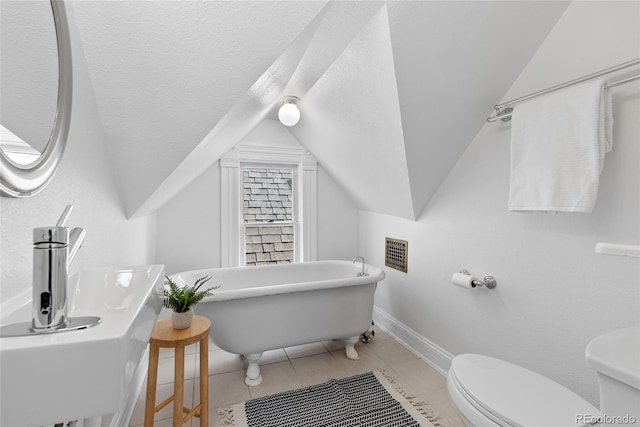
{"left": 242, "top": 167, "right": 295, "bottom": 265}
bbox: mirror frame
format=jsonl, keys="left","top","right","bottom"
{"left": 0, "top": 0, "right": 72, "bottom": 198}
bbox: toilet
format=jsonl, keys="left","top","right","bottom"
{"left": 447, "top": 354, "right": 599, "bottom": 426}
{"left": 585, "top": 325, "right": 640, "bottom": 424}
{"left": 447, "top": 326, "right": 640, "bottom": 426}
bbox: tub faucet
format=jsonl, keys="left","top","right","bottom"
{"left": 32, "top": 205, "right": 86, "bottom": 331}
{"left": 352, "top": 256, "right": 369, "bottom": 277}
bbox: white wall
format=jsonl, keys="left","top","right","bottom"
{"left": 155, "top": 122, "right": 359, "bottom": 275}
{"left": 0, "top": 3, "right": 155, "bottom": 304}
{"left": 155, "top": 162, "right": 222, "bottom": 275}
{"left": 361, "top": 1, "right": 639, "bottom": 406}
{"left": 317, "top": 164, "right": 359, "bottom": 261}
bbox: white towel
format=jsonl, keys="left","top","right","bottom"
{"left": 508, "top": 78, "right": 613, "bottom": 213}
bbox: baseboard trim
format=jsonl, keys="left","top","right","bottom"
{"left": 372, "top": 306, "right": 453, "bottom": 377}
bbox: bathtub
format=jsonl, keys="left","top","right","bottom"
{"left": 171, "top": 260, "right": 385, "bottom": 385}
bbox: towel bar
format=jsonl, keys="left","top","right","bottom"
{"left": 487, "top": 58, "right": 640, "bottom": 122}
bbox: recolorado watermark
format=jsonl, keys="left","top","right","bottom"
{"left": 576, "top": 413, "right": 637, "bottom": 425}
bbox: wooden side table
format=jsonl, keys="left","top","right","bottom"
{"left": 144, "top": 315, "right": 211, "bottom": 427}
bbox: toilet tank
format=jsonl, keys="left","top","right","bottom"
{"left": 586, "top": 325, "right": 640, "bottom": 424}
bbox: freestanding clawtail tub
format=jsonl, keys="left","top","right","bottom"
{"left": 171, "top": 260, "right": 385, "bottom": 386}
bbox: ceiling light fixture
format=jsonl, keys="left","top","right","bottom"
{"left": 278, "top": 96, "right": 300, "bottom": 127}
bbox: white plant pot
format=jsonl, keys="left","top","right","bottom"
{"left": 171, "top": 309, "right": 194, "bottom": 329}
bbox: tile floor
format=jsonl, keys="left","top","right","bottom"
{"left": 129, "top": 329, "right": 465, "bottom": 426}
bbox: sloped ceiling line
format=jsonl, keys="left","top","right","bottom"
{"left": 289, "top": 5, "right": 416, "bottom": 221}
{"left": 72, "top": 1, "right": 570, "bottom": 220}
{"left": 129, "top": 0, "right": 387, "bottom": 218}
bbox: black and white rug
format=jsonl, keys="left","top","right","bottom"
{"left": 218, "top": 370, "right": 454, "bottom": 427}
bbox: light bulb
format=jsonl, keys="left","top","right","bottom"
{"left": 278, "top": 102, "right": 300, "bottom": 127}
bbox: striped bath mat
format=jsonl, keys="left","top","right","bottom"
{"left": 218, "top": 370, "right": 454, "bottom": 427}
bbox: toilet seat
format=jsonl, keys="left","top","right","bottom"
{"left": 449, "top": 354, "right": 599, "bottom": 427}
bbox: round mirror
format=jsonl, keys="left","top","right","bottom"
{"left": 0, "top": 0, "right": 72, "bottom": 197}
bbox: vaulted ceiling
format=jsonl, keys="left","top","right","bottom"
{"left": 70, "top": 0, "right": 570, "bottom": 220}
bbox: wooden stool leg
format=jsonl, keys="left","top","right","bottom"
{"left": 144, "top": 344, "right": 160, "bottom": 427}
{"left": 199, "top": 337, "right": 209, "bottom": 426}
{"left": 174, "top": 345, "right": 185, "bottom": 427}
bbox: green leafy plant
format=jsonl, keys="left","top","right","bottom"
{"left": 163, "top": 275, "right": 218, "bottom": 313}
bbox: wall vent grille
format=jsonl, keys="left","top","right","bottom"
{"left": 385, "top": 237, "right": 408, "bottom": 273}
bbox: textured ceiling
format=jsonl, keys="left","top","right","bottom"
{"left": 385, "top": 1, "right": 572, "bottom": 218}
{"left": 290, "top": 6, "right": 414, "bottom": 219}
{"left": 69, "top": 0, "right": 570, "bottom": 219}
{"left": 70, "top": 0, "right": 328, "bottom": 215}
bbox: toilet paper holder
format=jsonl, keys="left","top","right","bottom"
{"left": 460, "top": 269, "right": 497, "bottom": 289}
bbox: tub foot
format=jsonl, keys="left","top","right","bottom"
{"left": 244, "top": 353, "right": 263, "bottom": 386}
{"left": 342, "top": 336, "right": 360, "bottom": 360}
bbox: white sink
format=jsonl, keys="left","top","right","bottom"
{"left": 0, "top": 265, "right": 164, "bottom": 426}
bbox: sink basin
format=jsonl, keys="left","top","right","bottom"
{"left": 0, "top": 265, "right": 164, "bottom": 426}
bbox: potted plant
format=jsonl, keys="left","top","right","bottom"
{"left": 163, "top": 275, "right": 217, "bottom": 329}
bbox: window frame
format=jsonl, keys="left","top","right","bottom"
{"left": 221, "top": 140, "right": 317, "bottom": 267}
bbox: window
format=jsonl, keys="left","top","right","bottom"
{"left": 242, "top": 166, "right": 297, "bottom": 266}
{"left": 220, "top": 140, "right": 317, "bottom": 267}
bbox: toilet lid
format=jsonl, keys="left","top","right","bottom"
{"left": 450, "top": 354, "right": 599, "bottom": 427}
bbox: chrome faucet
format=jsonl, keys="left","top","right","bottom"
{"left": 352, "top": 256, "right": 368, "bottom": 277}
{"left": 32, "top": 205, "right": 86, "bottom": 331}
